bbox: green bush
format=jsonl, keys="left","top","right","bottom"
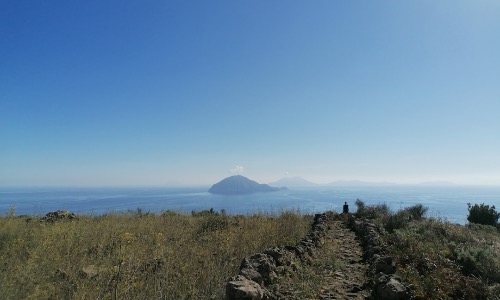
{"left": 457, "top": 247, "right": 500, "bottom": 282}
{"left": 384, "top": 211, "right": 410, "bottom": 233}
{"left": 354, "top": 199, "right": 365, "bottom": 211}
{"left": 354, "top": 200, "right": 390, "bottom": 220}
{"left": 467, "top": 203, "right": 499, "bottom": 226}
{"left": 404, "top": 204, "right": 428, "bottom": 221}
{"left": 355, "top": 202, "right": 428, "bottom": 232}
{"left": 382, "top": 204, "right": 428, "bottom": 233}
{"left": 384, "top": 218, "right": 500, "bottom": 299}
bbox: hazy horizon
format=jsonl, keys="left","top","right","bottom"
{"left": 2, "top": 1, "right": 499, "bottom": 187}
{"left": 2, "top": 175, "right": 500, "bottom": 188}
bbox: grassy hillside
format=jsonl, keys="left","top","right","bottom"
{"left": 354, "top": 201, "right": 500, "bottom": 299}
{"left": 1, "top": 205, "right": 499, "bottom": 300}
{"left": 0, "top": 209, "right": 311, "bottom": 299}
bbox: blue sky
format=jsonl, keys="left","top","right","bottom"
{"left": 1, "top": 0, "right": 499, "bottom": 186}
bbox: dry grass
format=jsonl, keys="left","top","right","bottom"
{"left": 0, "top": 209, "right": 311, "bottom": 300}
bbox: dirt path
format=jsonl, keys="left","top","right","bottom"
{"left": 269, "top": 219, "right": 370, "bottom": 299}
{"left": 317, "top": 220, "right": 369, "bottom": 300}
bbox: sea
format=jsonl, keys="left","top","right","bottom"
{"left": 1, "top": 185, "right": 499, "bottom": 225}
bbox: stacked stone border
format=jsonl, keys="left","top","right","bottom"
{"left": 225, "top": 212, "right": 334, "bottom": 300}
{"left": 348, "top": 215, "right": 415, "bottom": 300}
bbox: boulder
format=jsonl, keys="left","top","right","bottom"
{"left": 240, "top": 253, "right": 277, "bottom": 285}
{"left": 226, "top": 275, "right": 263, "bottom": 300}
{"left": 372, "top": 255, "right": 395, "bottom": 274}
{"left": 375, "top": 274, "right": 410, "bottom": 300}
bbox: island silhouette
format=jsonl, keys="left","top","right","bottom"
{"left": 208, "top": 175, "right": 286, "bottom": 194}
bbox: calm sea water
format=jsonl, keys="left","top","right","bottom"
{"left": 1, "top": 186, "right": 499, "bottom": 224}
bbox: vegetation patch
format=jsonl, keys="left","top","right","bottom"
{"left": 354, "top": 200, "right": 500, "bottom": 300}
{"left": 2, "top": 200, "right": 499, "bottom": 300}
{"left": 0, "top": 209, "right": 311, "bottom": 299}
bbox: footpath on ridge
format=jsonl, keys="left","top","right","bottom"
{"left": 316, "top": 220, "right": 369, "bottom": 299}
{"left": 226, "top": 214, "right": 372, "bottom": 299}
{"left": 226, "top": 213, "right": 412, "bottom": 299}
{"left": 275, "top": 219, "right": 370, "bottom": 299}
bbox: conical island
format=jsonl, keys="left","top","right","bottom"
{"left": 208, "top": 175, "right": 286, "bottom": 194}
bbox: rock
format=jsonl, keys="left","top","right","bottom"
{"left": 262, "top": 289, "right": 281, "bottom": 300}
{"left": 375, "top": 274, "right": 410, "bottom": 300}
{"left": 226, "top": 275, "right": 263, "bottom": 300}
{"left": 367, "top": 246, "right": 382, "bottom": 257}
{"left": 240, "top": 268, "right": 263, "bottom": 285}
{"left": 349, "top": 284, "right": 364, "bottom": 293}
{"left": 42, "top": 210, "right": 76, "bottom": 222}
{"left": 372, "top": 255, "right": 395, "bottom": 274}
{"left": 264, "top": 247, "right": 294, "bottom": 267}
{"left": 349, "top": 217, "right": 414, "bottom": 300}
{"left": 240, "top": 253, "right": 277, "bottom": 285}
{"left": 80, "top": 265, "right": 99, "bottom": 279}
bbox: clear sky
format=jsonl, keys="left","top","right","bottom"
{"left": 1, "top": 0, "right": 499, "bottom": 186}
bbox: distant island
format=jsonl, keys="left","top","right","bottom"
{"left": 269, "top": 176, "right": 317, "bottom": 187}
{"left": 209, "top": 175, "right": 286, "bottom": 194}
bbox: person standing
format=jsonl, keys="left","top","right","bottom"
{"left": 343, "top": 202, "right": 349, "bottom": 221}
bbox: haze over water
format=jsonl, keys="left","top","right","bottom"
{"left": 2, "top": 185, "right": 499, "bottom": 225}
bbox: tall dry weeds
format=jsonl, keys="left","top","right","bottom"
{"left": 0, "top": 210, "right": 311, "bottom": 299}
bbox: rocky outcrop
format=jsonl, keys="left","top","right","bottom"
{"left": 42, "top": 210, "right": 76, "bottom": 222}
{"left": 225, "top": 213, "right": 333, "bottom": 300}
{"left": 348, "top": 216, "right": 414, "bottom": 300}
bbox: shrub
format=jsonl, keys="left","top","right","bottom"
{"left": 198, "top": 214, "right": 229, "bottom": 234}
{"left": 384, "top": 210, "right": 410, "bottom": 233}
{"left": 354, "top": 199, "right": 365, "bottom": 212}
{"left": 467, "top": 203, "right": 500, "bottom": 226}
{"left": 384, "top": 219, "right": 499, "bottom": 299}
{"left": 404, "top": 204, "right": 428, "bottom": 221}
{"left": 384, "top": 204, "right": 429, "bottom": 233}
{"left": 191, "top": 207, "right": 220, "bottom": 217}
{"left": 355, "top": 200, "right": 390, "bottom": 220}
{"left": 457, "top": 247, "right": 500, "bottom": 282}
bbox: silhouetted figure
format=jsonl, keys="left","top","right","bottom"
{"left": 343, "top": 202, "right": 349, "bottom": 214}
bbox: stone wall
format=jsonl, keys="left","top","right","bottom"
{"left": 348, "top": 216, "right": 415, "bottom": 300}
{"left": 225, "top": 212, "right": 333, "bottom": 300}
